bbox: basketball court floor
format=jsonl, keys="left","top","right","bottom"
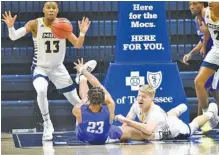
{"left": 2, "top": 129, "right": 219, "bottom": 155}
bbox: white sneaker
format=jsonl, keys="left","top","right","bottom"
{"left": 207, "top": 102, "right": 219, "bottom": 129}
{"left": 75, "top": 60, "right": 97, "bottom": 84}
{"left": 105, "top": 136, "right": 120, "bottom": 144}
{"left": 42, "top": 141, "right": 55, "bottom": 155}
{"left": 42, "top": 120, "right": 54, "bottom": 141}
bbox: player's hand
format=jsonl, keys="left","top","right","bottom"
{"left": 78, "top": 17, "right": 91, "bottom": 34}
{"left": 200, "top": 46, "right": 206, "bottom": 57}
{"left": 182, "top": 53, "right": 192, "bottom": 65}
{"left": 74, "top": 58, "right": 84, "bottom": 73}
{"left": 115, "top": 114, "right": 127, "bottom": 123}
{"left": 2, "top": 11, "right": 17, "bottom": 28}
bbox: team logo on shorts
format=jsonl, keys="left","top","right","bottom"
{"left": 69, "top": 78, "right": 73, "bottom": 84}
{"left": 147, "top": 71, "right": 162, "bottom": 89}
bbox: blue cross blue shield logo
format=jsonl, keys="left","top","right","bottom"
{"left": 147, "top": 71, "right": 162, "bottom": 89}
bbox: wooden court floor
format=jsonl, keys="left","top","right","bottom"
{"left": 2, "top": 133, "right": 219, "bottom": 155}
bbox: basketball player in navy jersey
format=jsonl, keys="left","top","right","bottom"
{"left": 73, "top": 58, "right": 124, "bottom": 144}
{"left": 2, "top": 1, "right": 91, "bottom": 141}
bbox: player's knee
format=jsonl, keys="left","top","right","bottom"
{"left": 36, "top": 87, "right": 47, "bottom": 97}
{"left": 194, "top": 76, "right": 205, "bottom": 88}
{"left": 63, "top": 90, "right": 81, "bottom": 105}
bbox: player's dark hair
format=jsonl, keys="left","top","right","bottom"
{"left": 88, "top": 87, "right": 105, "bottom": 105}
{"left": 203, "top": 2, "right": 208, "bottom": 7}
{"left": 197, "top": 2, "right": 208, "bottom": 7}
{"left": 43, "top": 1, "right": 59, "bottom": 8}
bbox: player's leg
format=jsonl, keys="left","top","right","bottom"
{"left": 50, "top": 64, "right": 81, "bottom": 105}
{"left": 212, "top": 90, "right": 219, "bottom": 105}
{"left": 107, "top": 125, "right": 153, "bottom": 143}
{"left": 120, "top": 125, "right": 153, "bottom": 141}
{"left": 32, "top": 66, "right": 54, "bottom": 141}
{"left": 195, "top": 66, "right": 215, "bottom": 115}
{"left": 211, "top": 69, "right": 219, "bottom": 105}
{"left": 189, "top": 102, "right": 219, "bottom": 135}
{"left": 154, "top": 116, "right": 189, "bottom": 140}
{"left": 195, "top": 49, "right": 219, "bottom": 115}
{"left": 167, "top": 103, "right": 187, "bottom": 117}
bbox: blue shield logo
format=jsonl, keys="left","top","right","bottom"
{"left": 147, "top": 71, "right": 162, "bottom": 89}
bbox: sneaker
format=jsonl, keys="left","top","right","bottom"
{"left": 105, "top": 136, "right": 120, "bottom": 144}
{"left": 42, "top": 120, "right": 54, "bottom": 141}
{"left": 207, "top": 102, "right": 219, "bottom": 129}
{"left": 42, "top": 141, "right": 55, "bottom": 155}
{"left": 75, "top": 60, "right": 97, "bottom": 84}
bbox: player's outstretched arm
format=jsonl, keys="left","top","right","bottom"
{"left": 2, "top": 11, "right": 36, "bottom": 41}
{"left": 198, "top": 8, "right": 210, "bottom": 56}
{"left": 115, "top": 114, "right": 157, "bottom": 135}
{"left": 67, "top": 17, "right": 91, "bottom": 48}
{"left": 74, "top": 58, "right": 115, "bottom": 122}
{"left": 72, "top": 104, "right": 82, "bottom": 123}
{"left": 74, "top": 58, "right": 113, "bottom": 103}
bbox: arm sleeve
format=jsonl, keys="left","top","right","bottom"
{"left": 8, "top": 26, "right": 26, "bottom": 41}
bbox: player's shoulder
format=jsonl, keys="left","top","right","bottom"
{"left": 202, "top": 7, "right": 208, "bottom": 18}
{"left": 75, "top": 103, "right": 83, "bottom": 110}
{"left": 28, "top": 18, "right": 38, "bottom": 24}
{"left": 72, "top": 103, "right": 83, "bottom": 116}
{"left": 25, "top": 19, "right": 38, "bottom": 28}
{"left": 153, "top": 104, "right": 165, "bottom": 113}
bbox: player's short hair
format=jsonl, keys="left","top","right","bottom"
{"left": 203, "top": 2, "right": 208, "bottom": 7}
{"left": 197, "top": 2, "right": 208, "bottom": 7}
{"left": 139, "top": 84, "right": 156, "bottom": 97}
{"left": 43, "top": 1, "right": 59, "bottom": 8}
{"left": 88, "top": 87, "right": 105, "bottom": 105}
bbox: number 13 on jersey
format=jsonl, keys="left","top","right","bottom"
{"left": 45, "top": 40, "right": 60, "bottom": 53}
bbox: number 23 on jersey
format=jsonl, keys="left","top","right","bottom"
{"left": 87, "top": 121, "right": 104, "bottom": 134}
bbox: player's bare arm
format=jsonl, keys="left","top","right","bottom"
{"left": 74, "top": 58, "right": 115, "bottom": 121}
{"left": 200, "top": 21, "right": 210, "bottom": 56}
{"left": 72, "top": 104, "right": 82, "bottom": 123}
{"left": 116, "top": 115, "right": 157, "bottom": 135}
{"left": 67, "top": 17, "right": 91, "bottom": 48}
{"left": 25, "top": 20, "right": 38, "bottom": 37}
{"left": 199, "top": 7, "right": 210, "bottom": 56}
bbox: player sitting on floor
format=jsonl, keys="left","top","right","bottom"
{"left": 72, "top": 58, "right": 122, "bottom": 144}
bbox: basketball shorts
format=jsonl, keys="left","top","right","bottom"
{"left": 155, "top": 116, "right": 191, "bottom": 140}
{"left": 32, "top": 63, "right": 75, "bottom": 92}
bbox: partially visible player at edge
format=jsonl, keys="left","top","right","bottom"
{"left": 193, "top": 2, "right": 219, "bottom": 131}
